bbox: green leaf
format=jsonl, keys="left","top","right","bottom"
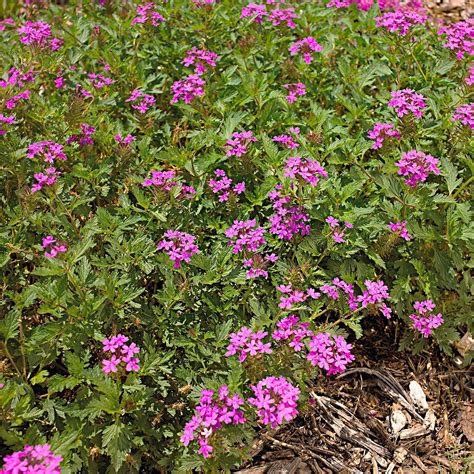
{"left": 102, "top": 422, "right": 132, "bottom": 472}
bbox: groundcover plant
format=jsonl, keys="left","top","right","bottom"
{"left": 0, "top": 0, "right": 472, "bottom": 471}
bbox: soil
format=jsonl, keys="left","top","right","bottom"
{"left": 236, "top": 320, "right": 473, "bottom": 474}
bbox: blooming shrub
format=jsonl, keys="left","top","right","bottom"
{"left": 0, "top": 0, "right": 472, "bottom": 472}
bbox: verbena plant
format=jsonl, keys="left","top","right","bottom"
{"left": 0, "top": 0, "right": 472, "bottom": 472}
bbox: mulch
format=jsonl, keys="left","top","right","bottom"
{"left": 236, "top": 320, "right": 473, "bottom": 474}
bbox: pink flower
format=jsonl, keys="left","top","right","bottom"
{"left": 17, "top": 21, "right": 63, "bottom": 50}
{"left": 208, "top": 169, "right": 246, "bottom": 202}
{"left": 28, "top": 141, "right": 67, "bottom": 163}
{"left": 410, "top": 299, "right": 444, "bottom": 337}
{"left": 42, "top": 235, "right": 67, "bottom": 259}
{"left": 0, "top": 114, "right": 16, "bottom": 136}
{"left": 101, "top": 334, "right": 140, "bottom": 374}
{"left": 272, "top": 132, "right": 299, "bottom": 149}
{"left": 225, "top": 327, "right": 272, "bottom": 361}
{"left": 180, "top": 385, "right": 245, "bottom": 457}
{"left": 367, "top": 122, "right": 400, "bottom": 149}
{"left": 268, "top": 187, "right": 310, "bottom": 240}
{"left": 282, "top": 83, "right": 306, "bottom": 104}
{"left": 388, "top": 89, "right": 427, "bottom": 119}
{"left": 248, "top": 376, "right": 300, "bottom": 428}
{"left": 388, "top": 220, "right": 412, "bottom": 241}
{"left": 171, "top": 74, "right": 206, "bottom": 104}
{"left": 224, "top": 130, "right": 257, "bottom": 157}
{"left": 114, "top": 134, "right": 136, "bottom": 145}
{"left": 1, "top": 444, "right": 62, "bottom": 474}
{"left": 126, "top": 89, "right": 156, "bottom": 113}
{"left": 466, "top": 67, "right": 474, "bottom": 86}
{"left": 66, "top": 123, "right": 96, "bottom": 146}
{"left": 437, "top": 20, "right": 474, "bottom": 60}
{"left": 284, "top": 156, "right": 327, "bottom": 186}
{"left": 225, "top": 219, "right": 266, "bottom": 253}
{"left": 158, "top": 230, "right": 200, "bottom": 268}
{"left": 31, "top": 167, "right": 60, "bottom": 193}
{"left": 357, "top": 279, "right": 392, "bottom": 318}
{"left": 267, "top": 8, "right": 299, "bottom": 29}
{"left": 375, "top": 11, "right": 427, "bottom": 36}
{"left": 288, "top": 37, "right": 322, "bottom": 64}
{"left": 241, "top": 3, "right": 268, "bottom": 23}
{"left": 451, "top": 103, "right": 474, "bottom": 129}
{"left": 307, "top": 333, "right": 355, "bottom": 375}
{"left": 132, "top": 2, "right": 165, "bottom": 26}
{"left": 182, "top": 47, "right": 218, "bottom": 74}
{"left": 395, "top": 150, "right": 441, "bottom": 187}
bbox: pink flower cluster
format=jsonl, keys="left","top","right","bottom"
{"left": 101, "top": 334, "right": 140, "bottom": 374}
{"left": 409, "top": 300, "right": 444, "bottom": 337}
{"left": 87, "top": 72, "right": 115, "bottom": 89}
{"left": 17, "top": 21, "right": 63, "bottom": 50}
{"left": 158, "top": 230, "right": 200, "bottom": 268}
{"left": 41, "top": 235, "right": 67, "bottom": 259}
{"left": 132, "top": 2, "right": 166, "bottom": 26}
{"left": 142, "top": 170, "right": 196, "bottom": 198}
{"left": 437, "top": 19, "right": 474, "bottom": 60}
{"left": 367, "top": 122, "right": 400, "bottom": 149}
{"left": 248, "top": 376, "right": 300, "bottom": 428}
{"left": 0, "top": 444, "right": 62, "bottom": 474}
{"left": 225, "top": 219, "right": 266, "bottom": 253}
{"left": 114, "top": 134, "right": 136, "bottom": 145}
{"left": 225, "top": 327, "right": 272, "bottom": 361}
{"left": 451, "top": 103, "right": 474, "bottom": 129}
{"left": 375, "top": 11, "right": 427, "bottom": 36}
{"left": 241, "top": 3, "right": 299, "bottom": 29}
{"left": 284, "top": 156, "right": 327, "bottom": 186}
{"left": 224, "top": 130, "right": 257, "bottom": 157}
{"left": 388, "top": 220, "right": 412, "bottom": 241}
{"left": 171, "top": 74, "right": 206, "bottom": 104}
{"left": 181, "top": 385, "right": 246, "bottom": 458}
{"left": 466, "top": 67, "right": 474, "bottom": 86}
{"left": 182, "top": 47, "right": 218, "bottom": 74}
{"left": 395, "top": 150, "right": 441, "bottom": 187}
{"left": 277, "top": 285, "right": 320, "bottom": 310}
{"left": 272, "top": 315, "right": 313, "bottom": 351}
{"left": 272, "top": 127, "right": 300, "bottom": 149}
{"left": 288, "top": 37, "right": 322, "bottom": 64}
{"left": 0, "top": 67, "right": 35, "bottom": 91}
{"left": 0, "top": 18, "right": 15, "bottom": 32}
{"left": 243, "top": 252, "right": 278, "bottom": 279}
{"left": 66, "top": 123, "right": 96, "bottom": 146}
{"left": 307, "top": 332, "right": 355, "bottom": 375}
{"left": 31, "top": 167, "right": 61, "bottom": 193}
{"left": 357, "top": 279, "right": 392, "bottom": 318}
{"left": 282, "top": 83, "right": 306, "bottom": 104}
{"left": 191, "top": 0, "right": 215, "bottom": 6}
{"left": 0, "top": 114, "right": 16, "bottom": 136}
{"left": 126, "top": 89, "right": 156, "bottom": 113}
{"left": 326, "top": 216, "right": 353, "bottom": 244}
{"left": 28, "top": 141, "right": 67, "bottom": 163}
{"left": 388, "top": 89, "right": 427, "bottom": 119}
{"left": 268, "top": 186, "right": 310, "bottom": 240}
{"left": 209, "top": 169, "right": 245, "bottom": 202}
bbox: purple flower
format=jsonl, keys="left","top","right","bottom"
{"left": 101, "top": 334, "right": 140, "bottom": 374}
{"left": 437, "top": 20, "right": 473, "bottom": 60}
{"left": 208, "top": 169, "right": 245, "bottom": 202}
{"left": 41, "top": 235, "right": 67, "bottom": 259}
{"left": 158, "top": 230, "right": 200, "bottom": 268}
{"left": 388, "top": 220, "right": 412, "bottom": 241}
{"left": 31, "top": 167, "right": 60, "bottom": 193}
{"left": 288, "top": 37, "right": 322, "bottom": 64}
{"left": 224, "top": 130, "right": 257, "bottom": 157}
{"left": 395, "top": 150, "right": 440, "bottom": 187}
{"left": 367, "top": 122, "right": 400, "bottom": 149}
{"left": 171, "top": 74, "right": 206, "bottom": 104}
{"left": 132, "top": 2, "right": 165, "bottom": 26}
{"left": 27, "top": 141, "right": 67, "bottom": 163}
{"left": 284, "top": 156, "right": 327, "bottom": 186}
{"left": 410, "top": 299, "right": 444, "bottom": 337}
{"left": 282, "top": 83, "right": 306, "bottom": 104}
{"left": 225, "top": 219, "right": 266, "bottom": 253}
{"left": 225, "top": 327, "right": 272, "bottom": 362}
{"left": 182, "top": 47, "right": 218, "bottom": 75}
{"left": 126, "top": 89, "right": 156, "bottom": 113}
{"left": 307, "top": 333, "right": 355, "bottom": 375}
{"left": 388, "top": 89, "right": 427, "bottom": 119}
{"left": 17, "top": 21, "right": 63, "bottom": 50}
{"left": 375, "top": 11, "right": 427, "bottom": 36}
{"left": 248, "top": 376, "right": 300, "bottom": 428}
{"left": 451, "top": 103, "right": 474, "bottom": 129}
{"left": 1, "top": 444, "right": 62, "bottom": 473}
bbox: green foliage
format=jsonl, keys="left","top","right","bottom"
{"left": 0, "top": 0, "right": 472, "bottom": 472}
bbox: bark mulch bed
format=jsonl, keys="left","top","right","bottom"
{"left": 236, "top": 322, "right": 473, "bottom": 474}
